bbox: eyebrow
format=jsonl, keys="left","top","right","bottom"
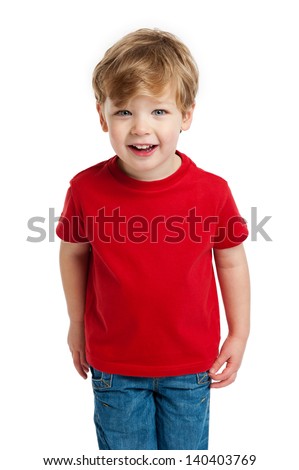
{"left": 109, "top": 97, "right": 176, "bottom": 108}
{"left": 149, "top": 98, "right": 176, "bottom": 106}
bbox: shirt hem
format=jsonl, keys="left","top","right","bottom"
{"left": 87, "top": 357, "right": 216, "bottom": 377}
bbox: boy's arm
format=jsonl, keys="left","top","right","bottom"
{"left": 209, "top": 244, "right": 250, "bottom": 388}
{"left": 59, "top": 240, "right": 91, "bottom": 379}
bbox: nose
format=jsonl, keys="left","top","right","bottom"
{"left": 130, "top": 116, "right": 151, "bottom": 136}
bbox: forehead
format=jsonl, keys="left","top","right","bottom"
{"left": 108, "top": 86, "right": 178, "bottom": 108}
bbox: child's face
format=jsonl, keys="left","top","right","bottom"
{"left": 97, "top": 86, "right": 195, "bottom": 181}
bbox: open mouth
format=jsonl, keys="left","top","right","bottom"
{"left": 129, "top": 144, "right": 158, "bottom": 152}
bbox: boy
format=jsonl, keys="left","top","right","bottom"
{"left": 56, "top": 28, "right": 250, "bottom": 450}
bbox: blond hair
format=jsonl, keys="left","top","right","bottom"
{"left": 92, "top": 28, "right": 198, "bottom": 115}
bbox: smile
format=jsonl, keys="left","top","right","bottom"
{"left": 128, "top": 144, "right": 158, "bottom": 156}
{"left": 130, "top": 144, "right": 157, "bottom": 150}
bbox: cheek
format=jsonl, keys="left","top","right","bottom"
{"left": 158, "top": 117, "right": 179, "bottom": 131}
{"left": 162, "top": 123, "right": 182, "bottom": 141}
{"left": 109, "top": 126, "right": 124, "bottom": 143}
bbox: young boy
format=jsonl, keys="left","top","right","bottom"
{"left": 56, "top": 28, "right": 250, "bottom": 451}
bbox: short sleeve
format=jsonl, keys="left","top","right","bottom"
{"left": 56, "top": 186, "right": 89, "bottom": 243}
{"left": 212, "top": 184, "right": 249, "bottom": 249}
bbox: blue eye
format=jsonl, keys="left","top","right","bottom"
{"left": 116, "top": 110, "right": 131, "bottom": 116}
{"left": 153, "top": 109, "right": 166, "bottom": 116}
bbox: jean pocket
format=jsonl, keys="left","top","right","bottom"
{"left": 90, "top": 366, "right": 113, "bottom": 390}
{"left": 196, "top": 371, "right": 211, "bottom": 386}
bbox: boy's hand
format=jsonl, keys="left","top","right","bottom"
{"left": 67, "top": 321, "right": 90, "bottom": 379}
{"left": 209, "top": 335, "right": 247, "bottom": 388}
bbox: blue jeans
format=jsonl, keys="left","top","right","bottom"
{"left": 90, "top": 367, "right": 211, "bottom": 450}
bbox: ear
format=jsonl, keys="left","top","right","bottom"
{"left": 96, "top": 102, "right": 109, "bottom": 132}
{"left": 181, "top": 102, "right": 196, "bottom": 131}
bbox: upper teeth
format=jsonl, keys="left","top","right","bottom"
{"left": 134, "top": 145, "right": 152, "bottom": 149}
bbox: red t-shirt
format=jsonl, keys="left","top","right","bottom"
{"left": 56, "top": 151, "right": 248, "bottom": 377}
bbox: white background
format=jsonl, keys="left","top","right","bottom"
{"left": 1, "top": 0, "right": 298, "bottom": 468}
